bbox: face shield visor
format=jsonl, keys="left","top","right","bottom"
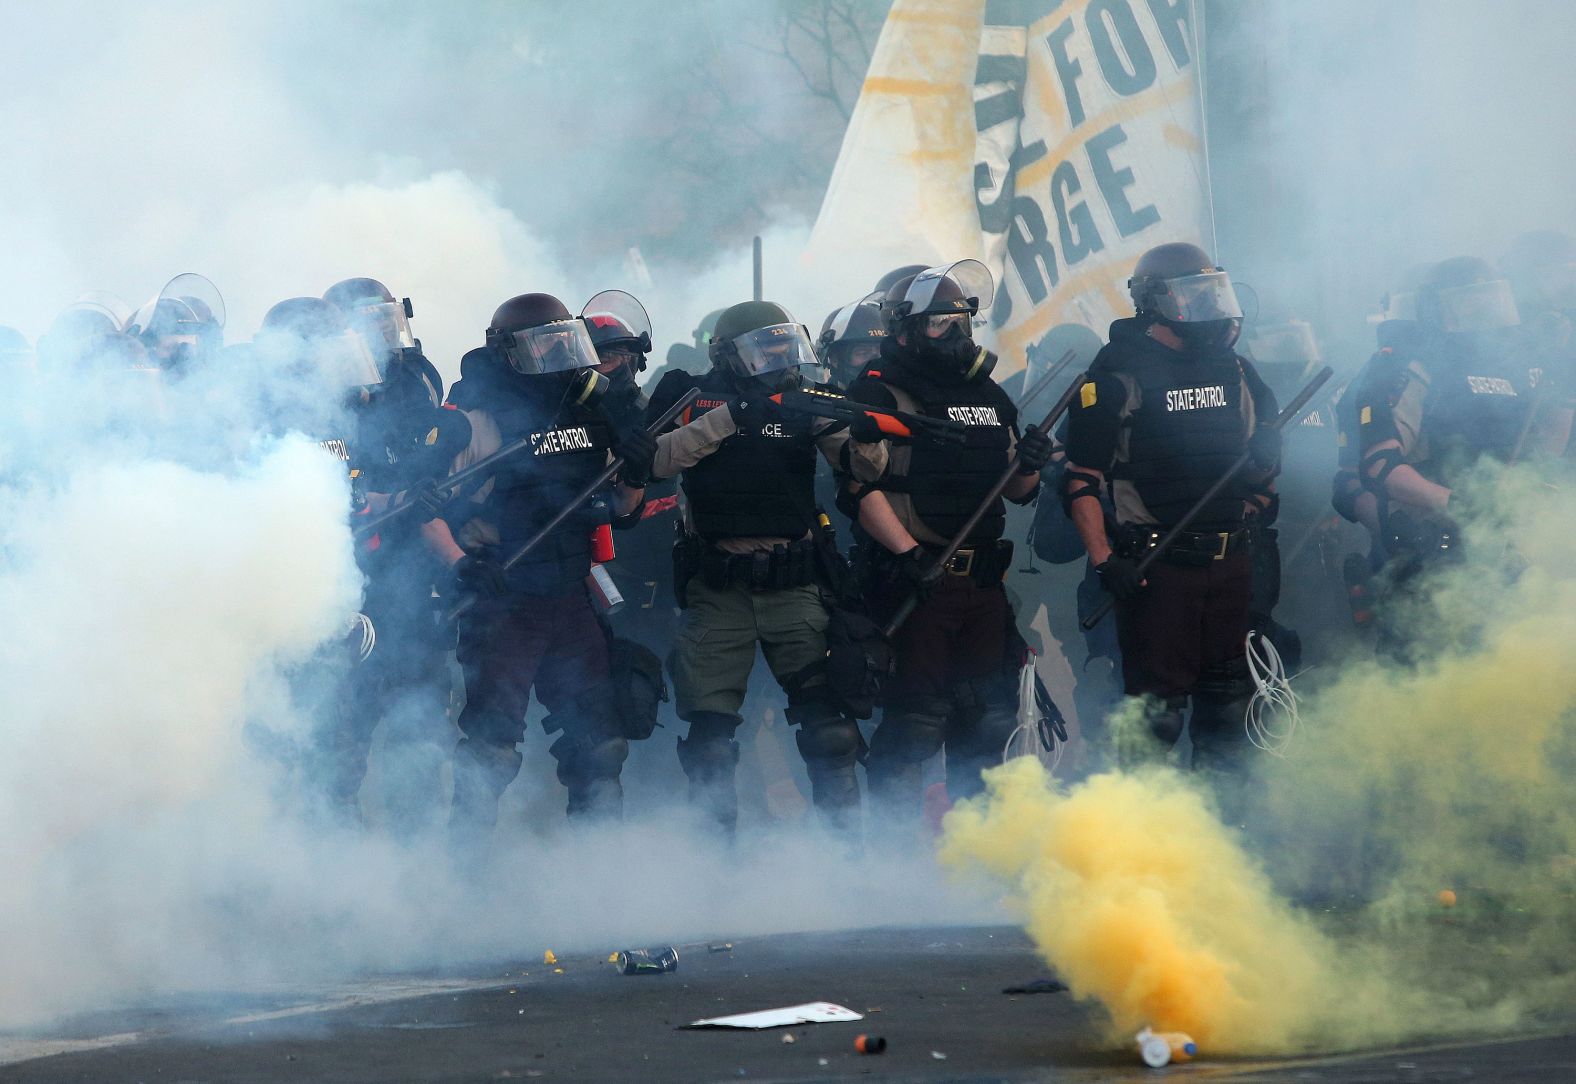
{"left": 496, "top": 318, "right": 601, "bottom": 376}
{"left": 1151, "top": 271, "right": 1244, "bottom": 323}
{"left": 901, "top": 259, "right": 995, "bottom": 321}
{"left": 728, "top": 322, "right": 820, "bottom": 379}
{"left": 1435, "top": 278, "right": 1521, "bottom": 333}
{"left": 582, "top": 290, "right": 653, "bottom": 372}
{"left": 345, "top": 300, "right": 417, "bottom": 372}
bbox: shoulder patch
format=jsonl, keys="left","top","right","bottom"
{"left": 1080, "top": 381, "right": 1097, "bottom": 408}
{"left": 1360, "top": 405, "right": 1372, "bottom": 425}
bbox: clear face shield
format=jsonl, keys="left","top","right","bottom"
{"left": 1152, "top": 271, "right": 1244, "bottom": 323}
{"left": 728, "top": 322, "right": 820, "bottom": 380}
{"left": 496, "top": 318, "right": 601, "bottom": 376}
{"left": 902, "top": 259, "right": 995, "bottom": 322}
{"left": 1435, "top": 278, "right": 1521, "bottom": 333}
{"left": 581, "top": 290, "right": 653, "bottom": 373}
{"left": 346, "top": 300, "right": 417, "bottom": 374}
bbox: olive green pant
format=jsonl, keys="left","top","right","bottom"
{"left": 672, "top": 577, "right": 830, "bottom": 716}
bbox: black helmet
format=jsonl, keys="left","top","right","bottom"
{"left": 127, "top": 274, "right": 225, "bottom": 373}
{"left": 1417, "top": 256, "right": 1520, "bottom": 334}
{"left": 873, "top": 264, "right": 929, "bottom": 295}
{"left": 818, "top": 298, "right": 887, "bottom": 387}
{"left": 581, "top": 289, "right": 653, "bottom": 374}
{"left": 485, "top": 292, "right": 601, "bottom": 377}
{"left": 1128, "top": 242, "right": 1243, "bottom": 351}
{"left": 324, "top": 276, "right": 417, "bottom": 371}
{"left": 880, "top": 261, "right": 997, "bottom": 380}
{"left": 708, "top": 300, "right": 819, "bottom": 385}
{"left": 36, "top": 300, "right": 138, "bottom": 372}
{"left": 258, "top": 297, "right": 382, "bottom": 390}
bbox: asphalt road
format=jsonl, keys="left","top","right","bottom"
{"left": 1, "top": 926, "right": 1570, "bottom": 1083}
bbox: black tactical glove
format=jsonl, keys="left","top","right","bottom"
{"left": 896, "top": 545, "right": 942, "bottom": 598}
{"left": 450, "top": 554, "right": 508, "bottom": 599}
{"left": 1095, "top": 556, "right": 1146, "bottom": 601}
{"left": 728, "top": 394, "right": 777, "bottom": 434}
{"left": 1015, "top": 428, "right": 1054, "bottom": 474}
{"left": 613, "top": 426, "right": 657, "bottom": 488}
{"left": 1247, "top": 426, "right": 1282, "bottom": 472}
{"left": 407, "top": 477, "right": 447, "bottom": 521}
{"left": 846, "top": 409, "right": 888, "bottom": 444}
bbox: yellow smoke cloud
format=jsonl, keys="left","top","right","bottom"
{"left": 939, "top": 759, "right": 1409, "bottom": 1052}
{"left": 941, "top": 461, "right": 1576, "bottom": 1055}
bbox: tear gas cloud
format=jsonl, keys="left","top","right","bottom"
{"left": 2, "top": 0, "right": 1574, "bottom": 1047}
{"left": 944, "top": 461, "right": 1576, "bottom": 1052}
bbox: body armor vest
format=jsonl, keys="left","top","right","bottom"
{"left": 484, "top": 381, "right": 612, "bottom": 593}
{"left": 1420, "top": 342, "right": 1529, "bottom": 483}
{"left": 673, "top": 371, "right": 819, "bottom": 540}
{"left": 870, "top": 356, "right": 1016, "bottom": 543}
{"left": 1104, "top": 341, "right": 1251, "bottom": 529}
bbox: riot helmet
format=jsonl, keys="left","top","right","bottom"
{"left": 128, "top": 274, "right": 226, "bottom": 373}
{"left": 257, "top": 296, "right": 383, "bottom": 391}
{"left": 873, "top": 264, "right": 929, "bottom": 295}
{"left": 36, "top": 297, "right": 140, "bottom": 372}
{"left": 581, "top": 289, "right": 653, "bottom": 376}
{"left": 882, "top": 260, "right": 997, "bottom": 380}
{"left": 817, "top": 297, "right": 886, "bottom": 388}
{"left": 486, "top": 291, "right": 608, "bottom": 405}
{"left": 1417, "top": 256, "right": 1520, "bottom": 335}
{"left": 708, "top": 300, "right": 819, "bottom": 391}
{"left": 1128, "top": 242, "right": 1243, "bottom": 351}
{"left": 323, "top": 277, "right": 417, "bottom": 377}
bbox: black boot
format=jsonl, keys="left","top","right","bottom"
{"left": 676, "top": 712, "right": 742, "bottom": 836}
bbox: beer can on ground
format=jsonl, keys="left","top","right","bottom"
{"left": 616, "top": 946, "right": 679, "bottom": 975}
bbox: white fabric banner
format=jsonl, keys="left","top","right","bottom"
{"left": 806, "top": 0, "right": 1211, "bottom": 373}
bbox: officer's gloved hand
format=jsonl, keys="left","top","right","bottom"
{"left": 1095, "top": 556, "right": 1146, "bottom": 600}
{"left": 613, "top": 426, "right": 657, "bottom": 488}
{"left": 1015, "top": 428, "right": 1054, "bottom": 474}
{"left": 896, "top": 545, "right": 941, "bottom": 598}
{"left": 1247, "top": 426, "right": 1282, "bottom": 472}
{"left": 728, "top": 394, "right": 777, "bottom": 434}
{"left": 450, "top": 554, "right": 508, "bottom": 599}
{"left": 408, "top": 478, "right": 447, "bottom": 521}
{"left": 846, "top": 410, "right": 888, "bottom": 444}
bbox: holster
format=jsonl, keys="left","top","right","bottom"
{"left": 696, "top": 537, "right": 822, "bottom": 592}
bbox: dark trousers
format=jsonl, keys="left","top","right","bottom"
{"left": 868, "top": 577, "right": 1021, "bottom": 816}
{"left": 1114, "top": 551, "right": 1252, "bottom": 699}
{"left": 457, "top": 590, "right": 611, "bottom": 745}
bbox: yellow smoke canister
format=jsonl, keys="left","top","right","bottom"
{"left": 1136, "top": 1027, "right": 1198, "bottom": 1067}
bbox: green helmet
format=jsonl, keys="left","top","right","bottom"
{"left": 708, "top": 300, "right": 819, "bottom": 383}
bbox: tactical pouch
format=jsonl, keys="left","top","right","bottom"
{"left": 608, "top": 637, "right": 669, "bottom": 741}
{"left": 823, "top": 603, "right": 893, "bottom": 720}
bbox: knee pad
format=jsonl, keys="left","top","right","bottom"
{"left": 676, "top": 729, "right": 741, "bottom": 780}
{"left": 453, "top": 736, "right": 523, "bottom": 796}
{"left": 1149, "top": 697, "right": 1188, "bottom": 745}
{"left": 791, "top": 713, "right": 864, "bottom": 767}
{"left": 869, "top": 699, "right": 949, "bottom": 764}
{"left": 550, "top": 731, "right": 629, "bottom": 786}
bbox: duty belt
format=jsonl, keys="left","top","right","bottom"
{"left": 697, "top": 538, "right": 820, "bottom": 591}
{"left": 1116, "top": 524, "right": 1250, "bottom": 566}
{"left": 917, "top": 540, "right": 1014, "bottom": 586}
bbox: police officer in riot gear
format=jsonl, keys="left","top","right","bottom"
{"left": 817, "top": 298, "right": 887, "bottom": 391}
{"left": 1351, "top": 257, "right": 1533, "bottom": 655}
{"left": 324, "top": 277, "right": 444, "bottom": 409}
{"left": 1501, "top": 231, "right": 1576, "bottom": 455}
{"left": 1061, "top": 242, "right": 1279, "bottom": 783}
{"left": 285, "top": 281, "right": 468, "bottom": 834}
{"left": 647, "top": 300, "right": 887, "bottom": 836}
{"left": 425, "top": 292, "right": 655, "bottom": 835}
{"left": 844, "top": 260, "right": 1055, "bottom": 818}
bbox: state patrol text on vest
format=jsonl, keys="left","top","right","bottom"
{"left": 1165, "top": 385, "right": 1228, "bottom": 412}
{"left": 531, "top": 426, "right": 594, "bottom": 455}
